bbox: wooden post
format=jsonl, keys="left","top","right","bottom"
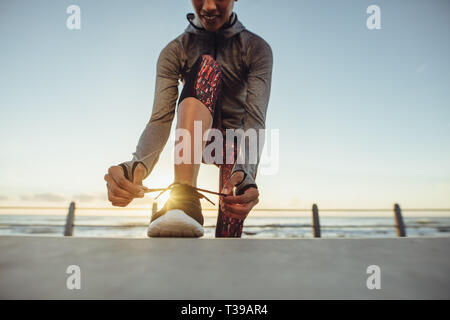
{"left": 152, "top": 202, "right": 158, "bottom": 215}
{"left": 64, "top": 202, "right": 76, "bottom": 236}
{"left": 312, "top": 204, "right": 321, "bottom": 238}
{"left": 394, "top": 203, "right": 406, "bottom": 237}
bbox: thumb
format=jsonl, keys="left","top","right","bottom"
{"left": 222, "top": 172, "right": 243, "bottom": 195}
{"left": 132, "top": 164, "right": 145, "bottom": 186}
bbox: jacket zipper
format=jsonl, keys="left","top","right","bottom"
{"left": 213, "top": 33, "right": 218, "bottom": 60}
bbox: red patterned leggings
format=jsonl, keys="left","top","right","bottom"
{"left": 215, "top": 143, "right": 245, "bottom": 238}
{"left": 178, "top": 54, "right": 245, "bottom": 238}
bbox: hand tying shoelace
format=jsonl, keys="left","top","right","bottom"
{"left": 142, "top": 182, "right": 228, "bottom": 206}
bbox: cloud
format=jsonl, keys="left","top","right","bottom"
{"left": 73, "top": 193, "right": 98, "bottom": 202}
{"left": 14, "top": 191, "right": 153, "bottom": 205}
{"left": 20, "top": 193, "right": 67, "bottom": 203}
{"left": 0, "top": 195, "right": 10, "bottom": 201}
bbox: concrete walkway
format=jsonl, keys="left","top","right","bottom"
{"left": 0, "top": 236, "right": 449, "bottom": 299}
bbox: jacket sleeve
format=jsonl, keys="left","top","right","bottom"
{"left": 232, "top": 36, "right": 273, "bottom": 195}
{"left": 119, "top": 40, "right": 181, "bottom": 181}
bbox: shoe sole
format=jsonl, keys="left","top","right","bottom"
{"left": 147, "top": 209, "right": 204, "bottom": 238}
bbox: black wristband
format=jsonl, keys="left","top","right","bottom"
{"left": 119, "top": 163, "right": 130, "bottom": 181}
{"left": 236, "top": 183, "right": 258, "bottom": 196}
{"left": 134, "top": 161, "right": 148, "bottom": 178}
{"left": 232, "top": 170, "right": 247, "bottom": 187}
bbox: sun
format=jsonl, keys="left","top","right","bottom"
{"left": 154, "top": 190, "right": 171, "bottom": 208}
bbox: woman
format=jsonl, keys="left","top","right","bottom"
{"left": 104, "top": 0, "right": 272, "bottom": 238}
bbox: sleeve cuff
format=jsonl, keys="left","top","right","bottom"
{"left": 231, "top": 167, "right": 258, "bottom": 196}
{"left": 119, "top": 161, "right": 148, "bottom": 182}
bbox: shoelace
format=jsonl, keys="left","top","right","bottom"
{"left": 142, "top": 182, "right": 228, "bottom": 206}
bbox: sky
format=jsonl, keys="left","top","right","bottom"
{"left": 0, "top": 0, "right": 449, "bottom": 211}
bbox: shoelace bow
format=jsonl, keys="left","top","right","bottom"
{"left": 142, "top": 182, "right": 228, "bottom": 206}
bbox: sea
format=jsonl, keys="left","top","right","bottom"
{"left": 1, "top": 211, "right": 449, "bottom": 238}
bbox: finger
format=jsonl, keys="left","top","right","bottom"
{"left": 221, "top": 172, "right": 243, "bottom": 195}
{"left": 223, "top": 205, "right": 249, "bottom": 219}
{"left": 224, "top": 212, "right": 244, "bottom": 220}
{"left": 225, "top": 199, "right": 258, "bottom": 218}
{"left": 221, "top": 179, "right": 235, "bottom": 196}
{"left": 220, "top": 201, "right": 243, "bottom": 219}
{"left": 108, "top": 192, "right": 131, "bottom": 204}
{"left": 106, "top": 180, "right": 134, "bottom": 202}
{"left": 105, "top": 175, "right": 132, "bottom": 202}
{"left": 223, "top": 189, "right": 258, "bottom": 204}
{"left": 225, "top": 199, "right": 259, "bottom": 214}
{"left": 133, "top": 163, "right": 146, "bottom": 186}
{"left": 108, "top": 165, "right": 145, "bottom": 195}
{"left": 111, "top": 199, "right": 128, "bottom": 206}
{"left": 112, "top": 173, "right": 144, "bottom": 195}
{"left": 108, "top": 182, "right": 143, "bottom": 200}
{"left": 105, "top": 175, "right": 141, "bottom": 199}
{"left": 111, "top": 200, "right": 131, "bottom": 207}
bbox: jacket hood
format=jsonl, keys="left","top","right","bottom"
{"left": 185, "top": 12, "right": 245, "bottom": 38}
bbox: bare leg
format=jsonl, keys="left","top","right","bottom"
{"left": 174, "top": 97, "right": 212, "bottom": 187}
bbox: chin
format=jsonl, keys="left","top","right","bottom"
{"left": 203, "top": 25, "right": 220, "bottom": 32}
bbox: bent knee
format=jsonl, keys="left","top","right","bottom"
{"left": 178, "top": 55, "right": 222, "bottom": 116}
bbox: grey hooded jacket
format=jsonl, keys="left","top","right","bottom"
{"left": 120, "top": 12, "right": 273, "bottom": 194}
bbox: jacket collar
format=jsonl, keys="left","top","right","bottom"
{"left": 185, "top": 12, "right": 245, "bottom": 38}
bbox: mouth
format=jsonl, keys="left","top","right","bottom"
{"left": 201, "top": 14, "right": 220, "bottom": 25}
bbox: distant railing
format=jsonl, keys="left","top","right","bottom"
{"left": 1, "top": 203, "right": 449, "bottom": 238}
